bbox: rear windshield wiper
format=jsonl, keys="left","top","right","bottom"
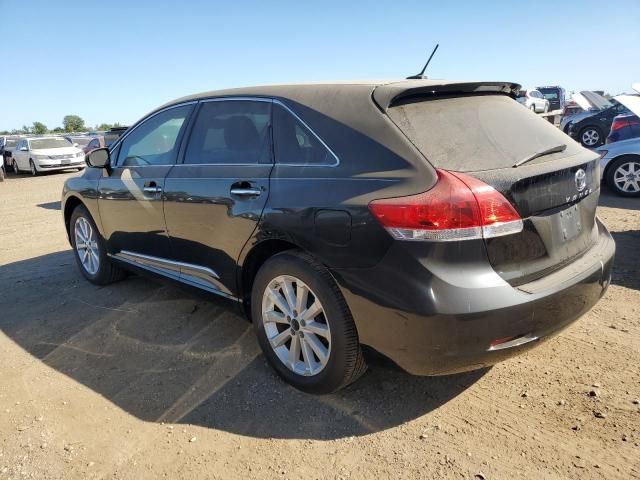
{"left": 513, "top": 144, "right": 567, "bottom": 168}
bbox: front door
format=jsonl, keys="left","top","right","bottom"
{"left": 163, "top": 99, "right": 273, "bottom": 296}
{"left": 98, "top": 103, "right": 194, "bottom": 260}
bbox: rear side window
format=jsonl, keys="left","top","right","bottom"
{"left": 387, "top": 95, "right": 582, "bottom": 172}
{"left": 273, "top": 104, "right": 336, "bottom": 165}
{"left": 184, "top": 100, "right": 271, "bottom": 165}
{"left": 117, "top": 105, "right": 192, "bottom": 166}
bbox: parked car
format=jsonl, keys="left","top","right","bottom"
{"left": 597, "top": 94, "right": 640, "bottom": 196}
{"left": 83, "top": 136, "right": 106, "bottom": 154}
{"left": 62, "top": 80, "right": 614, "bottom": 393}
{"left": 1, "top": 136, "right": 20, "bottom": 170}
{"left": 516, "top": 89, "right": 550, "bottom": 113}
{"left": 606, "top": 111, "right": 640, "bottom": 143}
{"left": 65, "top": 136, "right": 92, "bottom": 149}
{"left": 104, "top": 127, "right": 128, "bottom": 147}
{"left": 536, "top": 85, "right": 566, "bottom": 111}
{"left": 12, "top": 137, "right": 85, "bottom": 176}
{"left": 566, "top": 92, "right": 629, "bottom": 147}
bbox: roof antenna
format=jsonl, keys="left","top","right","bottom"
{"left": 406, "top": 44, "right": 439, "bottom": 80}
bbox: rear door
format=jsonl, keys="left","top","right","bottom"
{"left": 97, "top": 103, "right": 194, "bottom": 260}
{"left": 163, "top": 98, "right": 273, "bottom": 297}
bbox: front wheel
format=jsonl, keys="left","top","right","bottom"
{"left": 29, "top": 160, "right": 38, "bottom": 176}
{"left": 70, "top": 205, "right": 127, "bottom": 285}
{"left": 606, "top": 156, "right": 640, "bottom": 197}
{"left": 579, "top": 127, "right": 602, "bottom": 148}
{"left": 529, "top": 104, "right": 537, "bottom": 112}
{"left": 13, "top": 160, "right": 20, "bottom": 174}
{"left": 252, "top": 250, "right": 366, "bottom": 394}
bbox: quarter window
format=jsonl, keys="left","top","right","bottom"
{"left": 273, "top": 104, "right": 335, "bottom": 165}
{"left": 117, "top": 105, "right": 192, "bottom": 166}
{"left": 184, "top": 100, "right": 272, "bottom": 165}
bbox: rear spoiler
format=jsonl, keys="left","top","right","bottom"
{"left": 372, "top": 81, "right": 521, "bottom": 110}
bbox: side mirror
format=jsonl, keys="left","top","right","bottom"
{"left": 86, "top": 147, "right": 110, "bottom": 168}
{"left": 20, "top": 146, "right": 28, "bottom": 151}
{"left": 73, "top": 143, "right": 79, "bottom": 147}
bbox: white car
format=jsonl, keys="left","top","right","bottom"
{"left": 516, "top": 89, "right": 550, "bottom": 113}
{"left": 12, "top": 137, "right": 85, "bottom": 176}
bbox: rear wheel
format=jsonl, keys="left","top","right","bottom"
{"left": 606, "top": 156, "right": 640, "bottom": 197}
{"left": 70, "top": 204, "right": 127, "bottom": 284}
{"left": 579, "top": 126, "right": 602, "bottom": 148}
{"left": 251, "top": 250, "right": 366, "bottom": 394}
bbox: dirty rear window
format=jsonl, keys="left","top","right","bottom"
{"left": 387, "top": 95, "right": 580, "bottom": 172}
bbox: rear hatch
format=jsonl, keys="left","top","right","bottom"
{"left": 375, "top": 84, "right": 601, "bottom": 286}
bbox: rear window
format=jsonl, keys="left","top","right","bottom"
{"left": 387, "top": 94, "right": 581, "bottom": 172}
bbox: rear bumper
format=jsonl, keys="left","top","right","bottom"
{"left": 333, "top": 219, "right": 615, "bottom": 375}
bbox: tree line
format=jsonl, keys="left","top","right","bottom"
{"left": 0, "top": 115, "right": 124, "bottom": 135}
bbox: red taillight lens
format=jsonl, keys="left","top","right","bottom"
{"left": 368, "top": 169, "right": 523, "bottom": 242}
{"left": 610, "top": 118, "right": 629, "bottom": 132}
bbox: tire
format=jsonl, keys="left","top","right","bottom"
{"left": 13, "top": 160, "right": 20, "bottom": 174}
{"left": 251, "top": 250, "right": 366, "bottom": 394}
{"left": 29, "top": 160, "right": 38, "bottom": 176}
{"left": 529, "top": 104, "right": 536, "bottom": 112}
{"left": 579, "top": 126, "right": 602, "bottom": 148}
{"left": 0, "top": 167, "right": 4, "bottom": 182}
{"left": 69, "top": 204, "right": 127, "bottom": 285}
{"left": 544, "top": 103, "right": 549, "bottom": 113}
{"left": 605, "top": 156, "right": 640, "bottom": 197}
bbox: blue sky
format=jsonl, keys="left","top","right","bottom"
{"left": 1, "top": 0, "right": 638, "bottom": 131}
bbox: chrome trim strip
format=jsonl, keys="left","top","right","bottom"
{"left": 113, "top": 95, "right": 341, "bottom": 168}
{"left": 110, "top": 251, "right": 238, "bottom": 301}
{"left": 118, "top": 250, "right": 220, "bottom": 279}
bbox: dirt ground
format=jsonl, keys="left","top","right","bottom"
{"left": 0, "top": 170, "right": 638, "bottom": 480}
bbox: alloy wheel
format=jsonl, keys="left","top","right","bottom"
{"left": 74, "top": 217, "right": 100, "bottom": 275}
{"left": 613, "top": 161, "right": 640, "bottom": 194}
{"left": 582, "top": 129, "right": 600, "bottom": 147}
{"left": 261, "top": 275, "right": 331, "bottom": 376}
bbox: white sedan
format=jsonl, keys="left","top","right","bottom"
{"left": 12, "top": 137, "right": 85, "bottom": 175}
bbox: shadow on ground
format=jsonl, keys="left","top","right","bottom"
{"left": 37, "top": 201, "right": 61, "bottom": 210}
{"left": 609, "top": 230, "right": 640, "bottom": 291}
{"left": 599, "top": 188, "right": 640, "bottom": 212}
{"left": 0, "top": 251, "right": 487, "bottom": 440}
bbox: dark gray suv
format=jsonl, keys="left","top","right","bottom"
{"left": 61, "top": 80, "right": 615, "bottom": 393}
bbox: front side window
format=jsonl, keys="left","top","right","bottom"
{"left": 273, "top": 104, "right": 335, "bottom": 165}
{"left": 117, "top": 105, "right": 192, "bottom": 166}
{"left": 184, "top": 100, "right": 272, "bottom": 165}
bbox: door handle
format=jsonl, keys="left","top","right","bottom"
{"left": 143, "top": 186, "right": 163, "bottom": 194}
{"left": 230, "top": 187, "right": 261, "bottom": 197}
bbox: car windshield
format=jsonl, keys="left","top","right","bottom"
{"left": 539, "top": 90, "right": 558, "bottom": 100}
{"left": 30, "top": 138, "right": 73, "bottom": 150}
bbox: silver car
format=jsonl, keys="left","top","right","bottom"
{"left": 597, "top": 93, "right": 640, "bottom": 197}
{"left": 516, "top": 89, "right": 550, "bottom": 113}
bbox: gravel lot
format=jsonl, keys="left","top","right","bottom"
{"left": 0, "top": 170, "right": 638, "bottom": 479}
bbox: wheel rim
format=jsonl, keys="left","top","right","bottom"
{"left": 74, "top": 217, "right": 100, "bottom": 275}
{"left": 613, "top": 161, "right": 640, "bottom": 193}
{"left": 582, "top": 129, "right": 600, "bottom": 146}
{"left": 261, "top": 275, "right": 331, "bottom": 376}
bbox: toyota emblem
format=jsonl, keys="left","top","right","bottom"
{"left": 575, "top": 169, "right": 586, "bottom": 192}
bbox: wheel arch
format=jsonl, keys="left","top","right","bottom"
{"left": 63, "top": 195, "right": 85, "bottom": 242}
{"left": 239, "top": 238, "right": 309, "bottom": 314}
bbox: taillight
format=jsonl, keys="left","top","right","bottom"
{"left": 610, "top": 118, "right": 629, "bottom": 132}
{"left": 368, "top": 169, "right": 523, "bottom": 242}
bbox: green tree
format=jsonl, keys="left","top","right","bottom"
{"left": 21, "top": 125, "right": 31, "bottom": 134}
{"left": 63, "top": 115, "right": 86, "bottom": 133}
{"left": 96, "top": 123, "right": 113, "bottom": 131}
{"left": 51, "top": 127, "right": 65, "bottom": 133}
{"left": 32, "top": 122, "right": 48, "bottom": 135}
